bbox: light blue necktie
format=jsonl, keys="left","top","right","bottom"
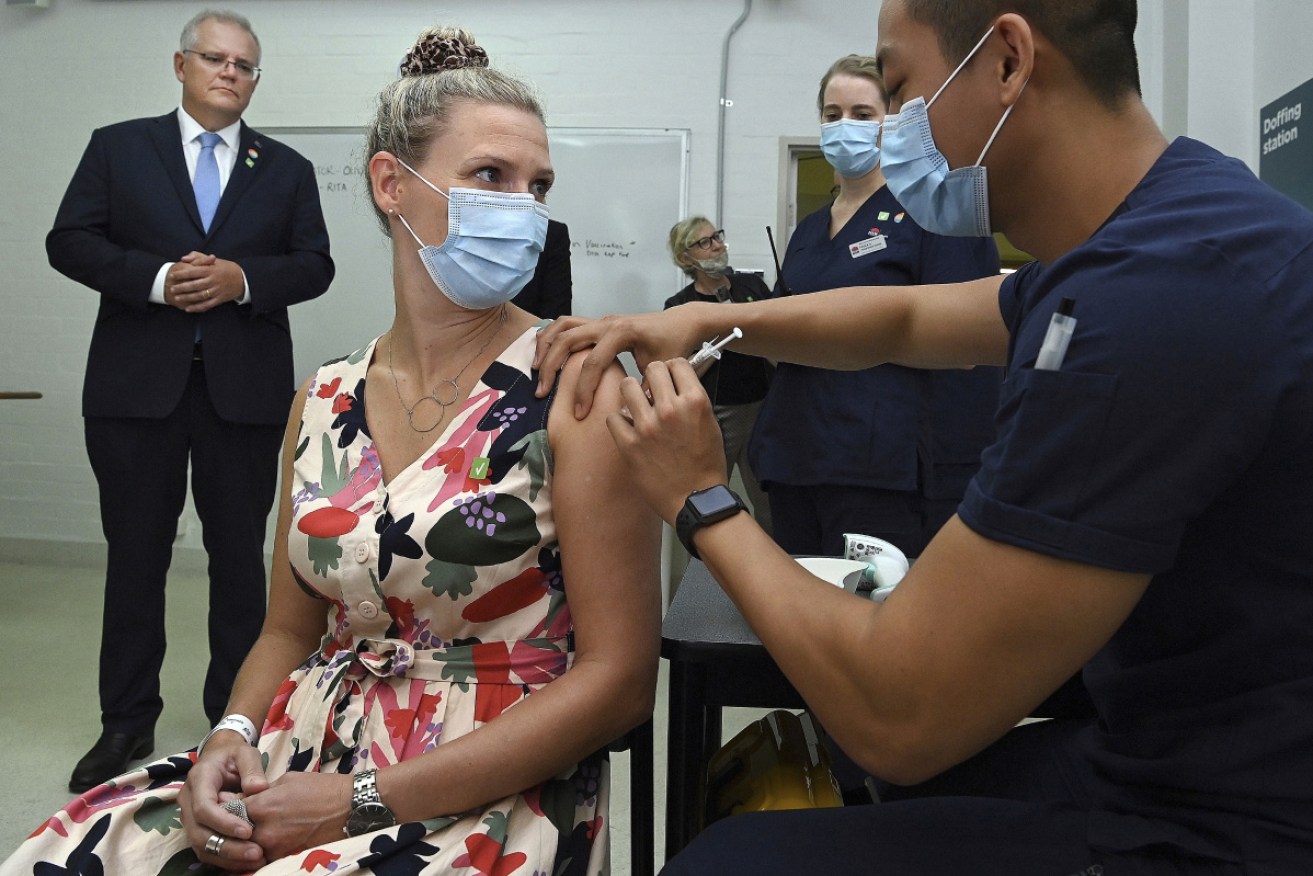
{"left": 194, "top": 132, "right": 222, "bottom": 231}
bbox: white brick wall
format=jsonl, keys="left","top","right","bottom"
{"left": 0, "top": 0, "right": 1308, "bottom": 553}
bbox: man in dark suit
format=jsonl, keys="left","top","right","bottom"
{"left": 47, "top": 9, "right": 334, "bottom": 792}
{"left": 511, "top": 219, "right": 573, "bottom": 319}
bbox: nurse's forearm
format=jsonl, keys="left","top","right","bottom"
{"left": 724, "top": 286, "right": 911, "bottom": 370}
{"left": 701, "top": 276, "right": 1007, "bottom": 371}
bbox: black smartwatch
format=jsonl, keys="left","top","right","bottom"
{"left": 676, "top": 485, "right": 748, "bottom": 560}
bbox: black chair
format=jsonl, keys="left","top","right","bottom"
{"left": 609, "top": 718, "right": 654, "bottom": 876}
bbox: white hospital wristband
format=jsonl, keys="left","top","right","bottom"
{"left": 197, "top": 714, "right": 259, "bottom": 758}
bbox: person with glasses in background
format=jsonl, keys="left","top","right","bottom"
{"left": 747, "top": 54, "right": 1001, "bottom": 561}
{"left": 43, "top": 8, "right": 333, "bottom": 793}
{"left": 8, "top": 22, "right": 658, "bottom": 875}
{"left": 664, "top": 218, "right": 775, "bottom": 534}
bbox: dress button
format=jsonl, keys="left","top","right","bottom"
{"left": 358, "top": 601, "right": 379, "bottom": 619}
{"left": 354, "top": 543, "right": 371, "bottom": 563}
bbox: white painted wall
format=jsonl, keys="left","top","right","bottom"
{"left": 2, "top": 0, "right": 1309, "bottom": 556}
{"left": 1186, "top": 0, "right": 1259, "bottom": 167}
{"left": 0, "top": 0, "right": 883, "bottom": 552}
{"left": 1253, "top": 0, "right": 1313, "bottom": 118}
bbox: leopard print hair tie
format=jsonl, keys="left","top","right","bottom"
{"left": 400, "top": 35, "right": 490, "bottom": 77}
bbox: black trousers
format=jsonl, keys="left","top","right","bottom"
{"left": 662, "top": 719, "right": 1242, "bottom": 876}
{"left": 84, "top": 358, "right": 282, "bottom": 734}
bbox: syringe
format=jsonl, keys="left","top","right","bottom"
{"left": 687, "top": 327, "right": 744, "bottom": 368}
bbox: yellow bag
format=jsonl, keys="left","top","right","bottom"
{"left": 704, "top": 709, "right": 843, "bottom": 825}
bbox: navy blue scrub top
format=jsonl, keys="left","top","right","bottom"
{"left": 749, "top": 186, "right": 1001, "bottom": 495}
{"left": 960, "top": 137, "right": 1313, "bottom": 866}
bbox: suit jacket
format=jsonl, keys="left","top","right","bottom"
{"left": 48, "top": 112, "right": 334, "bottom": 425}
{"left": 511, "top": 219, "right": 572, "bottom": 320}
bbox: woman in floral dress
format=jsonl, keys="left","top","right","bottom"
{"left": 2, "top": 26, "right": 660, "bottom": 876}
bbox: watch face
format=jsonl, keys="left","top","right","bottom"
{"left": 689, "top": 485, "right": 737, "bottom": 516}
{"left": 347, "top": 801, "right": 395, "bottom": 835}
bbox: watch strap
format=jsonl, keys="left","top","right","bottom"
{"left": 352, "top": 768, "right": 382, "bottom": 809}
{"left": 676, "top": 485, "right": 747, "bottom": 560}
{"left": 345, "top": 768, "right": 396, "bottom": 837}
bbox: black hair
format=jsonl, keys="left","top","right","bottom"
{"left": 902, "top": 0, "right": 1141, "bottom": 107}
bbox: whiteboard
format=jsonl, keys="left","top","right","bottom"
{"left": 264, "top": 126, "right": 689, "bottom": 384}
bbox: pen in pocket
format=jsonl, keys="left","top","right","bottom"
{"left": 1034, "top": 298, "right": 1076, "bottom": 371}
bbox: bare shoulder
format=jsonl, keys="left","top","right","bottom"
{"left": 546, "top": 352, "right": 628, "bottom": 439}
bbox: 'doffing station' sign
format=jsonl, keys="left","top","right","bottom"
{"left": 1260, "top": 77, "right": 1313, "bottom": 212}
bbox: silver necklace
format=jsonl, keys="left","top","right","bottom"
{"left": 387, "top": 306, "right": 507, "bottom": 433}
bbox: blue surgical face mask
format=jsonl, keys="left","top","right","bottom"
{"left": 880, "top": 26, "right": 1025, "bottom": 237}
{"left": 819, "top": 119, "right": 881, "bottom": 179}
{"left": 395, "top": 158, "right": 549, "bottom": 310}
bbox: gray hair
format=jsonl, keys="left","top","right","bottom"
{"left": 180, "top": 9, "right": 261, "bottom": 63}
{"left": 668, "top": 215, "right": 715, "bottom": 277}
{"left": 365, "top": 26, "right": 546, "bottom": 235}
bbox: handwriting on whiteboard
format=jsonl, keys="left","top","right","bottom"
{"left": 576, "top": 239, "right": 635, "bottom": 259}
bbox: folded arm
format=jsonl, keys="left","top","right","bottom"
{"left": 236, "top": 159, "right": 334, "bottom": 314}
{"left": 46, "top": 135, "right": 333, "bottom": 315}
{"left": 46, "top": 130, "right": 172, "bottom": 308}
{"left": 179, "top": 382, "right": 335, "bottom": 869}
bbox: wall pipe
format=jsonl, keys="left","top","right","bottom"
{"left": 716, "top": 0, "right": 753, "bottom": 224}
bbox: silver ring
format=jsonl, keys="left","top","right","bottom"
{"left": 204, "top": 833, "right": 224, "bottom": 855}
{"left": 222, "top": 798, "right": 252, "bottom": 825}
{"left": 205, "top": 288, "right": 212, "bottom": 299}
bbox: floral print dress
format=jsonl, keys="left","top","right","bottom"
{"left": 3, "top": 326, "right": 611, "bottom": 876}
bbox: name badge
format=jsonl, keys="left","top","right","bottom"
{"left": 849, "top": 235, "right": 888, "bottom": 258}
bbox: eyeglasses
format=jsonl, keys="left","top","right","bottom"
{"left": 687, "top": 229, "right": 726, "bottom": 252}
{"left": 184, "top": 49, "right": 262, "bottom": 82}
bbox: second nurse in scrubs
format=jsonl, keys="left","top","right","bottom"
{"left": 748, "top": 54, "right": 1003, "bottom": 559}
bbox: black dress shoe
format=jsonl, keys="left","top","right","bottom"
{"left": 69, "top": 731, "right": 155, "bottom": 793}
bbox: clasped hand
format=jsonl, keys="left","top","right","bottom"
{"left": 165, "top": 252, "right": 242, "bottom": 312}
{"left": 180, "top": 736, "right": 352, "bottom": 870}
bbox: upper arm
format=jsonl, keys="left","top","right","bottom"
{"left": 46, "top": 129, "right": 159, "bottom": 301}
{"left": 239, "top": 154, "right": 334, "bottom": 312}
{"left": 263, "top": 379, "right": 334, "bottom": 650}
{"left": 889, "top": 274, "right": 1010, "bottom": 369}
{"left": 547, "top": 355, "right": 662, "bottom": 685}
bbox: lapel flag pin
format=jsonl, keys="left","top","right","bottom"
{"left": 894, "top": 212, "right": 905, "bottom": 223}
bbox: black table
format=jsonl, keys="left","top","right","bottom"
{"left": 660, "top": 559, "right": 867, "bottom": 858}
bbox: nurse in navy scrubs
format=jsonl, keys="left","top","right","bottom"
{"left": 748, "top": 55, "right": 1002, "bottom": 559}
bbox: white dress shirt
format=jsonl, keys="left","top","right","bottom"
{"left": 150, "top": 107, "right": 251, "bottom": 306}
